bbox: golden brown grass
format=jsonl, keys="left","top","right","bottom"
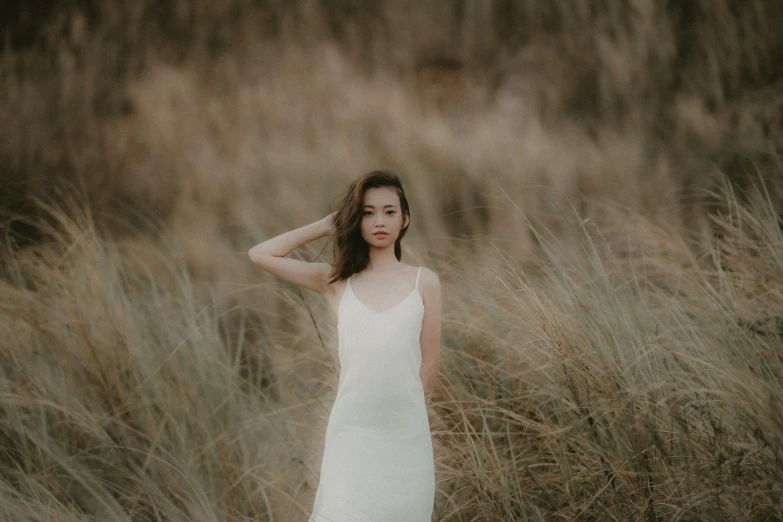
{"left": 2, "top": 1, "right": 782, "bottom": 251}
{"left": 1, "top": 177, "right": 782, "bottom": 521}
{"left": 2, "top": 1, "right": 783, "bottom": 520}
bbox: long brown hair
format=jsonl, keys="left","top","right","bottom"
{"left": 328, "top": 170, "right": 410, "bottom": 283}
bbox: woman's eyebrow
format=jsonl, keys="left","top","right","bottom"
{"left": 363, "top": 204, "right": 398, "bottom": 209}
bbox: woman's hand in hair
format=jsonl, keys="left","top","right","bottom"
{"left": 248, "top": 217, "right": 335, "bottom": 295}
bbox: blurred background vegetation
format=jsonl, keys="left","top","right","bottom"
{"left": 1, "top": 1, "right": 783, "bottom": 520}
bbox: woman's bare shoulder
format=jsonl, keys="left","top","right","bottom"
{"left": 418, "top": 266, "right": 440, "bottom": 282}
{"left": 417, "top": 266, "right": 440, "bottom": 297}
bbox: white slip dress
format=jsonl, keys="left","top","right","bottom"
{"left": 308, "top": 266, "right": 435, "bottom": 521}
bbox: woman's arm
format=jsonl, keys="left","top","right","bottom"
{"left": 248, "top": 213, "right": 336, "bottom": 295}
{"left": 419, "top": 268, "right": 442, "bottom": 397}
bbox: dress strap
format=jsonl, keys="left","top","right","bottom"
{"left": 414, "top": 266, "right": 423, "bottom": 290}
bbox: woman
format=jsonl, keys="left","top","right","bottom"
{"left": 248, "top": 170, "right": 441, "bottom": 521}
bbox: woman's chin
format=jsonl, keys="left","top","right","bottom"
{"left": 367, "top": 237, "right": 394, "bottom": 247}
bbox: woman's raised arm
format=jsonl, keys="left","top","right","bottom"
{"left": 248, "top": 213, "right": 336, "bottom": 295}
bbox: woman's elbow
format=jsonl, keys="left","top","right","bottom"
{"left": 248, "top": 246, "right": 270, "bottom": 266}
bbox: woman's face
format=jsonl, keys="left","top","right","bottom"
{"left": 360, "top": 186, "right": 409, "bottom": 248}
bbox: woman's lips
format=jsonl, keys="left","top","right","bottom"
{"left": 374, "top": 232, "right": 387, "bottom": 236}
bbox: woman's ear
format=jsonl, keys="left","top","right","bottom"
{"left": 403, "top": 213, "right": 410, "bottom": 229}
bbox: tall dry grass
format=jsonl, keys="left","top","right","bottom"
{"left": 2, "top": 1, "right": 782, "bottom": 256}
{"left": 435, "top": 177, "right": 783, "bottom": 520}
{"left": 2, "top": 1, "right": 783, "bottom": 520}
{"left": 1, "top": 176, "right": 782, "bottom": 520}
{"left": 1, "top": 191, "right": 332, "bottom": 521}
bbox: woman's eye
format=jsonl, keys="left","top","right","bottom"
{"left": 363, "top": 211, "right": 373, "bottom": 216}
{"left": 386, "top": 210, "right": 395, "bottom": 215}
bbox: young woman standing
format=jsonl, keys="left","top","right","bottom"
{"left": 248, "top": 170, "right": 441, "bottom": 521}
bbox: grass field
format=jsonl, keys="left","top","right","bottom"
{"left": 2, "top": 179, "right": 782, "bottom": 520}
{"left": 2, "top": 1, "right": 783, "bottom": 520}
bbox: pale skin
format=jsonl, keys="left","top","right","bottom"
{"left": 247, "top": 186, "right": 442, "bottom": 396}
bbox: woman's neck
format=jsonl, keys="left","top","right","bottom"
{"left": 365, "top": 245, "right": 400, "bottom": 272}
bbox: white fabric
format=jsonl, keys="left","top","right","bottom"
{"left": 309, "top": 266, "right": 435, "bottom": 521}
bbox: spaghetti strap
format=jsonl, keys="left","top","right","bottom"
{"left": 414, "top": 266, "right": 423, "bottom": 290}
